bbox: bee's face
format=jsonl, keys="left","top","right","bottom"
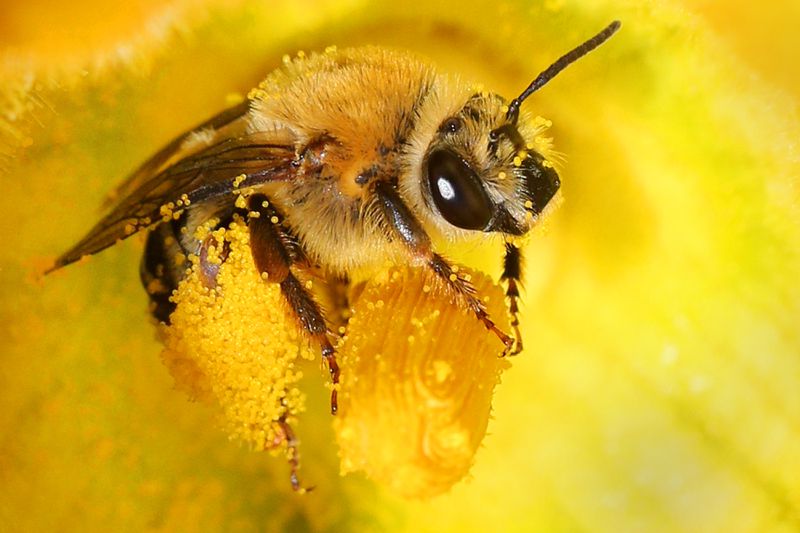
{"left": 417, "top": 92, "right": 560, "bottom": 238}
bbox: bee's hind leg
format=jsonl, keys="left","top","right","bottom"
{"left": 140, "top": 216, "right": 231, "bottom": 324}
{"left": 273, "top": 413, "right": 313, "bottom": 492}
{"left": 140, "top": 221, "right": 190, "bottom": 324}
{"left": 246, "top": 194, "right": 340, "bottom": 416}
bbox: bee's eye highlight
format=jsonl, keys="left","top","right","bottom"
{"left": 426, "top": 149, "right": 493, "bottom": 230}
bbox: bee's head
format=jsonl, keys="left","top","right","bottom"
{"left": 420, "top": 92, "right": 560, "bottom": 237}
{"left": 409, "top": 20, "right": 620, "bottom": 240}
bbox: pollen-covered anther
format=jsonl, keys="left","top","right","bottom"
{"left": 334, "top": 266, "right": 511, "bottom": 498}
{"left": 160, "top": 220, "right": 312, "bottom": 455}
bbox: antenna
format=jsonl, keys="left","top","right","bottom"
{"left": 506, "top": 20, "right": 621, "bottom": 124}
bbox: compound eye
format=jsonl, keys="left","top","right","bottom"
{"left": 426, "top": 149, "right": 493, "bottom": 230}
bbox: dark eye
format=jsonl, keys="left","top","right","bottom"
{"left": 426, "top": 149, "right": 493, "bottom": 230}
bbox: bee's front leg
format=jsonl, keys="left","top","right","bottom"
{"left": 246, "top": 194, "right": 340, "bottom": 415}
{"left": 501, "top": 242, "right": 524, "bottom": 355}
{"left": 372, "top": 181, "right": 514, "bottom": 356}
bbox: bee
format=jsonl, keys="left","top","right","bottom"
{"left": 49, "top": 21, "right": 621, "bottom": 420}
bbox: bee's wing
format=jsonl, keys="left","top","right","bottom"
{"left": 103, "top": 100, "right": 252, "bottom": 208}
{"left": 51, "top": 129, "right": 298, "bottom": 271}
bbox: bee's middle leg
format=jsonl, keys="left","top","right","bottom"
{"left": 246, "top": 194, "right": 340, "bottom": 415}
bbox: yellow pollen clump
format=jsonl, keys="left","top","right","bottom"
{"left": 173, "top": 252, "right": 186, "bottom": 267}
{"left": 160, "top": 202, "right": 175, "bottom": 217}
{"left": 498, "top": 171, "right": 507, "bottom": 180}
{"left": 160, "top": 220, "right": 312, "bottom": 453}
{"left": 335, "top": 266, "right": 511, "bottom": 498}
{"left": 524, "top": 200, "right": 534, "bottom": 209}
{"left": 513, "top": 156, "right": 522, "bottom": 167}
{"left": 232, "top": 173, "right": 247, "bottom": 188}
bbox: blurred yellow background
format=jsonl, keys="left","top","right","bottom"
{"left": 1, "top": 1, "right": 799, "bottom": 532}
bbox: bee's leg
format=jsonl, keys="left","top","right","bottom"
{"left": 140, "top": 222, "right": 189, "bottom": 324}
{"left": 372, "top": 182, "right": 514, "bottom": 355}
{"left": 501, "top": 242, "right": 524, "bottom": 355}
{"left": 273, "top": 413, "right": 313, "bottom": 492}
{"left": 246, "top": 194, "right": 340, "bottom": 415}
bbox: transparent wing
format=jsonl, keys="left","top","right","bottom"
{"left": 102, "top": 100, "right": 251, "bottom": 207}
{"left": 52, "top": 129, "right": 297, "bottom": 270}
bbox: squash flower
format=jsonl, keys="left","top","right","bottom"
{"left": 1, "top": 1, "right": 799, "bottom": 532}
